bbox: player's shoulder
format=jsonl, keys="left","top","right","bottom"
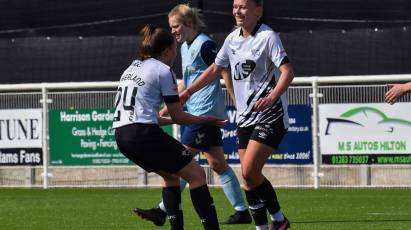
{"left": 257, "top": 24, "right": 278, "bottom": 37}
{"left": 144, "top": 58, "right": 169, "bottom": 71}
{"left": 198, "top": 33, "right": 212, "bottom": 41}
{"left": 225, "top": 27, "right": 241, "bottom": 41}
{"left": 201, "top": 39, "right": 217, "bottom": 50}
{"left": 257, "top": 24, "right": 282, "bottom": 44}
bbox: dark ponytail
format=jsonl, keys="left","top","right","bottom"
{"left": 139, "top": 24, "right": 175, "bottom": 60}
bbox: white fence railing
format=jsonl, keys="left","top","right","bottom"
{"left": 0, "top": 74, "right": 411, "bottom": 188}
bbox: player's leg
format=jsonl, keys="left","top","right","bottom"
{"left": 240, "top": 123, "right": 290, "bottom": 230}
{"left": 133, "top": 147, "right": 199, "bottom": 226}
{"left": 175, "top": 159, "right": 220, "bottom": 230}
{"left": 184, "top": 124, "right": 251, "bottom": 224}
{"left": 121, "top": 125, "right": 190, "bottom": 229}
{"left": 156, "top": 171, "right": 184, "bottom": 230}
{"left": 157, "top": 177, "right": 188, "bottom": 217}
{"left": 241, "top": 141, "right": 289, "bottom": 230}
{"left": 134, "top": 175, "right": 187, "bottom": 227}
{"left": 204, "top": 146, "right": 251, "bottom": 224}
{"left": 154, "top": 129, "right": 219, "bottom": 230}
{"left": 237, "top": 126, "right": 269, "bottom": 229}
{"left": 137, "top": 150, "right": 198, "bottom": 225}
{"left": 151, "top": 134, "right": 219, "bottom": 230}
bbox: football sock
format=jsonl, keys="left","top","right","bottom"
{"left": 159, "top": 178, "right": 188, "bottom": 213}
{"left": 245, "top": 189, "right": 268, "bottom": 226}
{"left": 252, "top": 177, "right": 281, "bottom": 215}
{"left": 190, "top": 184, "right": 220, "bottom": 230}
{"left": 162, "top": 186, "right": 183, "bottom": 230}
{"left": 218, "top": 167, "right": 247, "bottom": 211}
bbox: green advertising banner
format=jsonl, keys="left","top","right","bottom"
{"left": 49, "top": 108, "right": 172, "bottom": 166}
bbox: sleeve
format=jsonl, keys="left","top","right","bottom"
{"left": 159, "top": 69, "right": 180, "bottom": 103}
{"left": 268, "top": 32, "right": 288, "bottom": 67}
{"left": 214, "top": 36, "right": 231, "bottom": 68}
{"left": 200, "top": 40, "right": 218, "bottom": 66}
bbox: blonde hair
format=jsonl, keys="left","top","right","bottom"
{"left": 168, "top": 4, "right": 206, "bottom": 32}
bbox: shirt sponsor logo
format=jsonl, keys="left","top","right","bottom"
{"left": 233, "top": 60, "right": 256, "bottom": 80}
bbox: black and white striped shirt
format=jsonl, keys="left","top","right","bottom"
{"left": 215, "top": 23, "right": 290, "bottom": 128}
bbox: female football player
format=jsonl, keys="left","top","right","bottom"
{"left": 180, "top": 1, "right": 294, "bottom": 229}
{"left": 134, "top": 4, "right": 251, "bottom": 226}
{"left": 113, "top": 24, "right": 224, "bottom": 230}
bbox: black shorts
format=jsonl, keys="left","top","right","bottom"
{"left": 237, "top": 121, "right": 287, "bottom": 150}
{"left": 115, "top": 123, "right": 193, "bottom": 174}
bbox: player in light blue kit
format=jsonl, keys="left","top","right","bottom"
{"left": 134, "top": 3, "right": 251, "bottom": 226}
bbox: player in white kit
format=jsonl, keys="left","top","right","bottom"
{"left": 113, "top": 24, "right": 224, "bottom": 230}
{"left": 134, "top": 4, "right": 251, "bottom": 226}
{"left": 179, "top": 1, "right": 294, "bottom": 229}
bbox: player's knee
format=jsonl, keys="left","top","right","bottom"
{"left": 187, "top": 167, "right": 207, "bottom": 184}
{"left": 241, "top": 169, "right": 252, "bottom": 182}
{"left": 161, "top": 173, "right": 180, "bottom": 186}
{"left": 241, "top": 168, "right": 258, "bottom": 186}
{"left": 209, "top": 160, "right": 228, "bottom": 175}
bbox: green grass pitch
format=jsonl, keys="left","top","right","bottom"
{"left": 1, "top": 188, "right": 410, "bottom": 229}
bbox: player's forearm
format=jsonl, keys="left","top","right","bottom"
{"left": 172, "top": 112, "right": 208, "bottom": 125}
{"left": 166, "top": 102, "right": 207, "bottom": 125}
{"left": 158, "top": 116, "right": 174, "bottom": 126}
{"left": 221, "top": 69, "right": 236, "bottom": 106}
{"left": 404, "top": 82, "right": 411, "bottom": 93}
{"left": 268, "top": 64, "right": 294, "bottom": 101}
{"left": 186, "top": 63, "right": 221, "bottom": 95}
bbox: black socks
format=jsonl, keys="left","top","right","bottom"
{"left": 252, "top": 177, "right": 281, "bottom": 214}
{"left": 245, "top": 189, "right": 268, "bottom": 226}
{"left": 245, "top": 178, "right": 282, "bottom": 226}
{"left": 190, "top": 184, "right": 220, "bottom": 230}
{"left": 163, "top": 186, "right": 183, "bottom": 230}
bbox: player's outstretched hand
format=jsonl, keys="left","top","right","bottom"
{"left": 204, "top": 116, "right": 227, "bottom": 127}
{"left": 385, "top": 84, "right": 405, "bottom": 105}
{"left": 159, "top": 107, "right": 169, "bottom": 116}
{"left": 254, "top": 95, "right": 276, "bottom": 111}
{"left": 179, "top": 89, "right": 190, "bottom": 106}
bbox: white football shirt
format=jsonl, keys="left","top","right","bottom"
{"left": 112, "top": 58, "right": 179, "bottom": 128}
{"left": 215, "top": 23, "right": 289, "bottom": 128}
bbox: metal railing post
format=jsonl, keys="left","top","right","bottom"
{"left": 310, "top": 77, "right": 323, "bottom": 189}
{"left": 41, "top": 85, "right": 51, "bottom": 189}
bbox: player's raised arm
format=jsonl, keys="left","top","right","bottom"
{"left": 180, "top": 63, "right": 223, "bottom": 103}
{"left": 165, "top": 101, "right": 225, "bottom": 127}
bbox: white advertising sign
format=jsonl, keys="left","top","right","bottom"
{"left": 0, "top": 109, "right": 42, "bottom": 148}
{"left": 319, "top": 103, "right": 411, "bottom": 155}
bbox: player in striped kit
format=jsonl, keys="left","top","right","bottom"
{"left": 179, "top": 0, "right": 294, "bottom": 229}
